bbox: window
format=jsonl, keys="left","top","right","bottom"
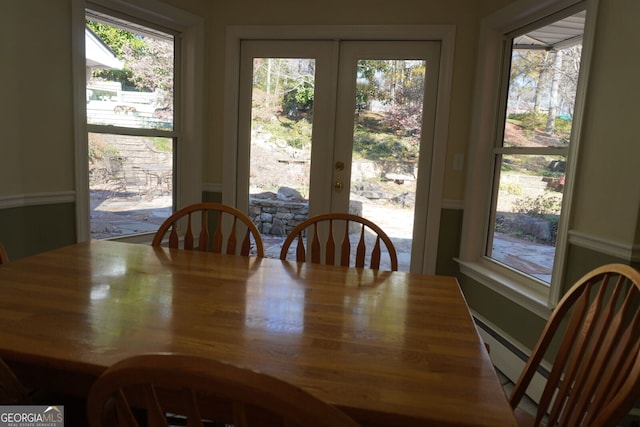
{"left": 74, "top": 0, "right": 203, "bottom": 242}
{"left": 85, "top": 9, "right": 175, "bottom": 240}
{"left": 459, "top": 0, "right": 597, "bottom": 314}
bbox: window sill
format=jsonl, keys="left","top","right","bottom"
{"left": 456, "top": 258, "right": 552, "bottom": 320}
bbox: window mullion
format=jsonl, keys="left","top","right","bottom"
{"left": 494, "top": 146, "right": 569, "bottom": 156}
{"left": 87, "top": 124, "right": 177, "bottom": 138}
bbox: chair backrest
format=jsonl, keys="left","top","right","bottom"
{"left": 279, "top": 213, "right": 398, "bottom": 271}
{"left": 87, "top": 353, "right": 360, "bottom": 427}
{"left": 0, "top": 358, "right": 30, "bottom": 404}
{"left": 509, "top": 263, "right": 640, "bottom": 427}
{"left": 152, "top": 203, "right": 264, "bottom": 257}
{"left": 0, "top": 243, "right": 9, "bottom": 265}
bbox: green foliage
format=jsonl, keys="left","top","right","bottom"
{"left": 151, "top": 138, "right": 172, "bottom": 153}
{"left": 501, "top": 155, "right": 556, "bottom": 176}
{"left": 355, "top": 60, "right": 391, "bottom": 109}
{"left": 500, "top": 182, "right": 523, "bottom": 195}
{"left": 282, "top": 83, "right": 314, "bottom": 116}
{"left": 251, "top": 59, "right": 423, "bottom": 162}
{"left": 88, "top": 139, "right": 120, "bottom": 161}
{"left": 508, "top": 112, "right": 572, "bottom": 139}
{"left": 508, "top": 112, "right": 547, "bottom": 133}
{"left": 352, "top": 114, "right": 417, "bottom": 161}
{"left": 86, "top": 21, "right": 146, "bottom": 57}
{"left": 554, "top": 117, "right": 572, "bottom": 133}
{"left": 260, "top": 117, "right": 312, "bottom": 150}
{"left": 87, "top": 19, "right": 174, "bottom": 107}
{"left": 513, "top": 193, "right": 562, "bottom": 218}
{"left": 352, "top": 130, "right": 399, "bottom": 160}
{"left": 86, "top": 20, "right": 144, "bottom": 89}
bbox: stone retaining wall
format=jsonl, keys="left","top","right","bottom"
{"left": 249, "top": 198, "right": 308, "bottom": 236}
{"left": 249, "top": 197, "right": 363, "bottom": 236}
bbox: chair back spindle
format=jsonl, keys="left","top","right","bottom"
{"left": 0, "top": 243, "right": 9, "bottom": 265}
{"left": 281, "top": 213, "right": 397, "bottom": 271}
{"left": 509, "top": 263, "right": 640, "bottom": 427}
{"left": 152, "top": 203, "right": 264, "bottom": 257}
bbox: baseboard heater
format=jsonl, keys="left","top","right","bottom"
{"left": 472, "top": 312, "right": 549, "bottom": 404}
{"left": 473, "top": 313, "right": 640, "bottom": 424}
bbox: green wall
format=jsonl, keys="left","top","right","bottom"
{"left": 0, "top": 204, "right": 76, "bottom": 260}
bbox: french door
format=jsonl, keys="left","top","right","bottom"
{"left": 227, "top": 34, "right": 445, "bottom": 273}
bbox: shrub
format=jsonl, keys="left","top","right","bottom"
{"left": 500, "top": 182, "right": 523, "bottom": 195}
{"left": 513, "top": 193, "right": 562, "bottom": 218}
{"left": 508, "top": 112, "right": 547, "bottom": 133}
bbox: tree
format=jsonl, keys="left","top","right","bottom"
{"left": 508, "top": 44, "right": 581, "bottom": 134}
{"left": 355, "top": 60, "right": 391, "bottom": 110}
{"left": 252, "top": 58, "right": 315, "bottom": 116}
{"left": 86, "top": 20, "right": 143, "bottom": 89}
{"left": 86, "top": 20, "right": 174, "bottom": 108}
{"left": 122, "top": 38, "right": 174, "bottom": 108}
{"left": 381, "top": 60, "right": 425, "bottom": 144}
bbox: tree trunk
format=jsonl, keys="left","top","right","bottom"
{"left": 546, "top": 50, "right": 563, "bottom": 135}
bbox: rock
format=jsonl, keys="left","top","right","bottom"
{"left": 277, "top": 187, "right": 305, "bottom": 202}
{"left": 514, "top": 214, "right": 552, "bottom": 241}
{"left": 251, "top": 191, "right": 277, "bottom": 200}
{"left": 270, "top": 218, "right": 287, "bottom": 236}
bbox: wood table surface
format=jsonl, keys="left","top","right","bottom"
{"left": 0, "top": 240, "right": 516, "bottom": 426}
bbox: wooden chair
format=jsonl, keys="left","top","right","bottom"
{"left": 152, "top": 203, "right": 264, "bottom": 257}
{"left": 279, "top": 213, "right": 398, "bottom": 271}
{"left": 0, "top": 358, "right": 30, "bottom": 404}
{"left": 87, "top": 353, "right": 360, "bottom": 427}
{"left": 509, "top": 263, "right": 640, "bottom": 427}
{"left": 0, "top": 243, "right": 9, "bottom": 264}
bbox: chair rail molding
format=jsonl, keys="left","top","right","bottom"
{"left": 202, "top": 183, "right": 223, "bottom": 194}
{"left": 0, "top": 192, "right": 76, "bottom": 210}
{"left": 568, "top": 229, "right": 640, "bottom": 262}
{"left": 442, "top": 199, "right": 464, "bottom": 210}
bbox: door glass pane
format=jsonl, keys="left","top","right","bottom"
{"left": 89, "top": 133, "right": 173, "bottom": 239}
{"left": 349, "top": 59, "right": 426, "bottom": 272}
{"left": 487, "top": 12, "right": 584, "bottom": 283}
{"left": 249, "top": 58, "right": 314, "bottom": 240}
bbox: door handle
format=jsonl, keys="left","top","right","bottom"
{"left": 334, "top": 180, "right": 344, "bottom": 190}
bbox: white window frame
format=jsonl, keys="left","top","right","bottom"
{"left": 72, "top": 0, "right": 203, "bottom": 243}
{"left": 457, "top": 0, "right": 598, "bottom": 318}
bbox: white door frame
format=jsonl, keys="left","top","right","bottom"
{"left": 223, "top": 25, "right": 455, "bottom": 274}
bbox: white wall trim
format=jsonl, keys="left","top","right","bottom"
{"left": 568, "top": 230, "right": 640, "bottom": 262}
{"left": 459, "top": 259, "right": 552, "bottom": 319}
{"left": 441, "top": 199, "right": 464, "bottom": 210}
{"left": 0, "top": 192, "right": 76, "bottom": 210}
{"left": 202, "top": 183, "right": 223, "bottom": 194}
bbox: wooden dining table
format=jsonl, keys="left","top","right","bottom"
{"left": 0, "top": 240, "right": 516, "bottom": 426}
